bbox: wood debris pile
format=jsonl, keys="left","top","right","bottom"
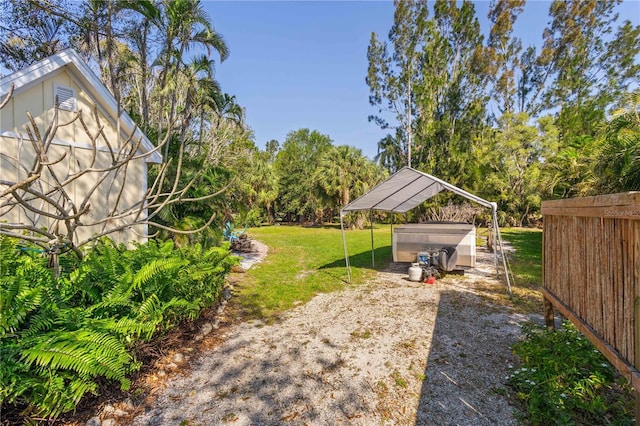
{"left": 231, "top": 233, "right": 253, "bottom": 252}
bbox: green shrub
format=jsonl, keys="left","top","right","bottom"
{"left": 507, "top": 321, "right": 634, "bottom": 425}
{"left": 0, "top": 236, "right": 237, "bottom": 421}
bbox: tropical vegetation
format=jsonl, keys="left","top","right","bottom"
{"left": 493, "top": 230, "right": 634, "bottom": 425}
{"left": 0, "top": 236, "right": 236, "bottom": 420}
{"left": 367, "top": 0, "right": 640, "bottom": 225}
{"left": 508, "top": 321, "right": 634, "bottom": 425}
{"left": 0, "top": 0, "right": 639, "bottom": 422}
{"left": 1, "top": 0, "right": 638, "bottom": 230}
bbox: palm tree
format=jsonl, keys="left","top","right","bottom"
{"left": 156, "top": 0, "right": 230, "bottom": 160}
{"left": 177, "top": 54, "right": 221, "bottom": 149}
{"left": 375, "top": 129, "right": 407, "bottom": 173}
{"left": 595, "top": 92, "right": 640, "bottom": 192}
{"left": 316, "top": 145, "right": 383, "bottom": 208}
{"left": 0, "top": 2, "right": 71, "bottom": 71}
{"left": 212, "top": 92, "right": 244, "bottom": 130}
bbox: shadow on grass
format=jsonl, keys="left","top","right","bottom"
{"left": 319, "top": 246, "right": 393, "bottom": 271}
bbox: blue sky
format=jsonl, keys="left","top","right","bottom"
{"left": 202, "top": 1, "right": 640, "bottom": 159}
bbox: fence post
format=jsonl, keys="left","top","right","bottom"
{"left": 635, "top": 294, "right": 639, "bottom": 425}
{"left": 543, "top": 296, "right": 555, "bottom": 330}
{"left": 635, "top": 224, "right": 640, "bottom": 426}
{"left": 542, "top": 226, "right": 555, "bottom": 330}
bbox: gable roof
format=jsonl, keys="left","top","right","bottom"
{"left": 0, "top": 48, "right": 162, "bottom": 164}
{"left": 341, "top": 166, "right": 496, "bottom": 213}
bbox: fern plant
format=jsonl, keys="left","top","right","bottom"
{"left": 1, "top": 235, "right": 237, "bottom": 421}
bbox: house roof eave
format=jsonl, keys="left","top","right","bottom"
{"left": 0, "top": 49, "right": 162, "bottom": 164}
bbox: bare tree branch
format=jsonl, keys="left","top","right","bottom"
{"left": 0, "top": 174, "right": 41, "bottom": 198}
{"left": 1, "top": 94, "right": 228, "bottom": 260}
{"left": 0, "top": 84, "right": 14, "bottom": 109}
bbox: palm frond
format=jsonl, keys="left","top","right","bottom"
{"left": 133, "top": 257, "right": 187, "bottom": 290}
{"left": 21, "top": 329, "right": 132, "bottom": 386}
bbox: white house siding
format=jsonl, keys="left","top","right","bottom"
{"left": 1, "top": 64, "right": 149, "bottom": 247}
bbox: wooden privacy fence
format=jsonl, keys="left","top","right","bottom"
{"left": 541, "top": 192, "right": 640, "bottom": 398}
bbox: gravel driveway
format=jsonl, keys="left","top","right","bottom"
{"left": 130, "top": 247, "right": 531, "bottom": 426}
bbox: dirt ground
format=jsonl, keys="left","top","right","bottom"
{"left": 126, "top": 245, "right": 535, "bottom": 426}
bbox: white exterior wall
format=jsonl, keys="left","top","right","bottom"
{"left": 1, "top": 66, "right": 148, "bottom": 246}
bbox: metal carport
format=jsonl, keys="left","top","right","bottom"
{"left": 339, "top": 166, "right": 512, "bottom": 295}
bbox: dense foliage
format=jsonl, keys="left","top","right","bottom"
{"left": 1, "top": 0, "right": 637, "bottom": 422}
{"left": 368, "top": 0, "right": 640, "bottom": 226}
{"left": 508, "top": 321, "right": 634, "bottom": 425}
{"left": 0, "top": 236, "right": 236, "bottom": 421}
{"left": 2, "top": 0, "right": 637, "bottom": 230}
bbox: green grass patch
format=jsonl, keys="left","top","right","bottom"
{"left": 489, "top": 227, "right": 544, "bottom": 313}
{"left": 236, "top": 226, "right": 543, "bottom": 320}
{"left": 508, "top": 321, "right": 634, "bottom": 425}
{"left": 391, "top": 370, "right": 408, "bottom": 388}
{"left": 351, "top": 329, "right": 373, "bottom": 339}
{"left": 472, "top": 227, "right": 543, "bottom": 313}
{"left": 500, "top": 227, "right": 543, "bottom": 286}
{"left": 235, "top": 225, "right": 392, "bottom": 321}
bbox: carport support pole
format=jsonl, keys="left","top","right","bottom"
{"left": 492, "top": 206, "right": 512, "bottom": 298}
{"left": 370, "top": 209, "right": 375, "bottom": 269}
{"left": 340, "top": 212, "right": 351, "bottom": 283}
{"left": 390, "top": 212, "right": 393, "bottom": 250}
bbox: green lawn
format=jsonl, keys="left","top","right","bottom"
{"left": 235, "top": 224, "right": 393, "bottom": 321}
{"left": 236, "top": 225, "right": 543, "bottom": 321}
{"left": 497, "top": 228, "right": 543, "bottom": 313}
{"left": 500, "top": 227, "right": 543, "bottom": 286}
{"left": 233, "top": 225, "right": 634, "bottom": 424}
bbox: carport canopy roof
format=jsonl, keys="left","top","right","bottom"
{"left": 341, "top": 166, "right": 496, "bottom": 214}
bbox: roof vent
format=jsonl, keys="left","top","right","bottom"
{"left": 54, "top": 84, "right": 76, "bottom": 112}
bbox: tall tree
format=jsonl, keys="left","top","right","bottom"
{"left": 366, "top": 0, "right": 429, "bottom": 169}
{"left": 253, "top": 151, "right": 280, "bottom": 224}
{"left": 486, "top": 0, "right": 525, "bottom": 116}
{"left": 367, "top": 0, "right": 489, "bottom": 185}
{"left": 539, "top": 0, "right": 640, "bottom": 142}
{"left": 375, "top": 129, "right": 406, "bottom": 174}
{"left": 274, "top": 129, "right": 333, "bottom": 223}
{"left": 174, "top": 54, "right": 220, "bottom": 149}
{"left": 0, "top": 0, "right": 76, "bottom": 71}
{"left": 154, "top": 0, "right": 229, "bottom": 160}
{"left": 478, "top": 113, "right": 557, "bottom": 225}
{"left": 533, "top": 0, "right": 640, "bottom": 198}
{"left": 315, "top": 145, "right": 382, "bottom": 209}
{"left": 594, "top": 91, "right": 640, "bottom": 192}
{"left": 516, "top": 45, "right": 546, "bottom": 115}
{"left": 417, "top": 0, "right": 488, "bottom": 186}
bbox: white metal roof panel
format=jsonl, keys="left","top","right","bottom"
{"left": 341, "top": 166, "right": 495, "bottom": 213}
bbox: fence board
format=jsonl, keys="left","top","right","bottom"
{"left": 623, "top": 219, "right": 633, "bottom": 361}
{"left": 542, "top": 192, "right": 640, "bottom": 396}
